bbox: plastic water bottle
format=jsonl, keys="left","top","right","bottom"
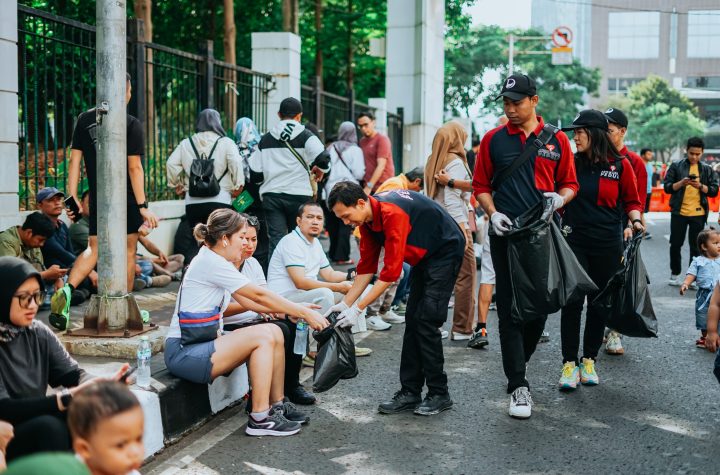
{"left": 293, "top": 320, "right": 308, "bottom": 356}
{"left": 136, "top": 336, "right": 152, "bottom": 388}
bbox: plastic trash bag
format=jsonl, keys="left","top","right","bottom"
{"left": 505, "top": 199, "right": 597, "bottom": 323}
{"left": 591, "top": 234, "right": 658, "bottom": 338}
{"left": 312, "top": 312, "right": 358, "bottom": 392}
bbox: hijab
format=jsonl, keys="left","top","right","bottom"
{"left": 234, "top": 117, "right": 261, "bottom": 155}
{"left": 195, "top": 109, "right": 226, "bottom": 137}
{"left": 424, "top": 121, "right": 469, "bottom": 199}
{"left": 0, "top": 256, "right": 44, "bottom": 343}
{"left": 332, "top": 121, "right": 358, "bottom": 155}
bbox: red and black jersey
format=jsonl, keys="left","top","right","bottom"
{"left": 356, "top": 190, "right": 464, "bottom": 282}
{"left": 619, "top": 145, "right": 648, "bottom": 210}
{"left": 563, "top": 155, "right": 642, "bottom": 251}
{"left": 472, "top": 116, "right": 579, "bottom": 220}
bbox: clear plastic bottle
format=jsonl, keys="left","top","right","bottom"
{"left": 136, "top": 336, "right": 152, "bottom": 388}
{"left": 293, "top": 320, "right": 308, "bottom": 356}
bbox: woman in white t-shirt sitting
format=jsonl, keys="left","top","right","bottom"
{"left": 164, "top": 209, "right": 328, "bottom": 437}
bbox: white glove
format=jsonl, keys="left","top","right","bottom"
{"left": 336, "top": 305, "right": 362, "bottom": 329}
{"left": 543, "top": 192, "right": 565, "bottom": 212}
{"left": 323, "top": 300, "right": 348, "bottom": 318}
{"left": 490, "top": 212, "right": 513, "bottom": 236}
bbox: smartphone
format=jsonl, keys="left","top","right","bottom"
{"left": 120, "top": 365, "right": 137, "bottom": 383}
{"left": 64, "top": 196, "right": 81, "bottom": 222}
{"left": 688, "top": 174, "right": 698, "bottom": 180}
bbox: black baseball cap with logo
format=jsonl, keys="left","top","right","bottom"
{"left": 494, "top": 74, "right": 537, "bottom": 101}
{"left": 561, "top": 109, "right": 609, "bottom": 132}
{"left": 604, "top": 107, "right": 628, "bottom": 128}
{"left": 279, "top": 97, "right": 303, "bottom": 117}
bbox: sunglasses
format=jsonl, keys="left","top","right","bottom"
{"left": 246, "top": 215, "right": 259, "bottom": 227}
{"left": 14, "top": 291, "right": 46, "bottom": 309}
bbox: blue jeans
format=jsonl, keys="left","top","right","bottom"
{"left": 695, "top": 287, "right": 713, "bottom": 331}
{"left": 393, "top": 263, "right": 412, "bottom": 306}
{"left": 137, "top": 259, "right": 154, "bottom": 286}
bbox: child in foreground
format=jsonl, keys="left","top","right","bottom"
{"left": 680, "top": 229, "right": 720, "bottom": 348}
{"left": 68, "top": 381, "right": 144, "bottom": 475}
{"left": 704, "top": 282, "right": 720, "bottom": 383}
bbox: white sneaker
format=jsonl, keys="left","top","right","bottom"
{"left": 605, "top": 330, "right": 624, "bottom": 355}
{"left": 380, "top": 310, "right": 405, "bottom": 324}
{"left": 439, "top": 329, "right": 449, "bottom": 339}
{"left": 668, "top": 274, "right": 682, "bottom": 286}
{"left": 366, "top": 315, "right": 392, "bottom": 331}
{"left": 451, "top": 331, "right": 472, "bottom": 341}
{"left": 509, "top": 387, "right": 533, "bottom": 419}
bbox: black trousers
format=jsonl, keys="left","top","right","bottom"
{"left": 185, "top": 202, "right": 234, "bottom": 263}
{"left": 225, "top": 319, "right": 303, "bottom": 392}
{"left": 400, "top": 242, "right": 463, "bottom": 396}
{"left": 669, "top": 214, "right": 705, "bottom": 275}
{"left": 245, "top": 204, "right": 270, "bottom": 273}
{"left": 323, "top": 201, "right": 352, "bottom": 261}
{"left": 490, "top": 235, "right": 548, "bottom": 393}
{"left": 6, "top": 414, "right": 71, "bottom": 462}
{"left": 560, "top": 243, "right": 623, "bottom": 364}
{"left": 262, "top": 193, "right": 313, "bottom": 257}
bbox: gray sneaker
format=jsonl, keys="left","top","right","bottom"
{"left": 539, "top": 330, "right": 550, "bottom": 343}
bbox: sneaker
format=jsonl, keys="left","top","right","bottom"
{"left": 488, "top": 302, "right": 497, "bottom": 311}
{"left": 580, "top": 358, "right": 599, "bottom": 385}
{"left": 605, "top": 331, "right": 624, "bottom": 355}
{"left": 378, "top": 389, "right": 421, "bottom": 414}
{"left": 279, "top": 399, "right": 310, "bottom": 424}
{"left": 366, "top": 315, "right": 392, "bottom": 331}
{"left": 508, "top": 387, "right": 533, "bottom": 419}
{"left": 149, "top": 275, "right": 172, "bottom": 288}
{"left": 391, "top": 303, "right": 407, "bottom": 316}
{"left": 70, "top": 289, "right": 87, "bottom": 307}
{"left": 380, "top": 310, "right": 405, "bottom": 324}
{"left": 451, "top": 331, "right": 472, "bottom": 341}
{"left": 287, "top": 386, "right": 316, "bottom": 405}
{"left": 414, "top": 393, "right": 453, "bottom": 416}
{"left": 49, "top": 285, "right": 72, "bottom": 331}
{"left": 467, "top": 328, "right": 489, "bottom": 349}
{"left": 245, "top": 409, "right": 302, "bottom": 437}
{"left": 668, "top": 274, "right": 682, "bottom": 286}
{"left": 696, "top": 336, "right": 707, "bottom": 348}
{"left": 558, "top": 361, "right": 580, "bottom": 390}
{"left": 302, "top": 354, "right": 316, "bottom": 367}
{"left": 439, "top": 329, "right": 449, "bottom": 339}
{"left": 133, "top": 278, "right": 147, "bottom": 291}
{"left": 448, "top": 298, "right": 455, "bottom": 309}
{"left": 539, "top": 330, "right": 550, "bottom": 343}
{"left": 354, "top": 346, "right": 372, "bottom": 357}
{"left": 644, "top": 232, "right": 652, "bottom": 240}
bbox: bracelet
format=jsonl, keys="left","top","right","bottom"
{"left": 632, "top": 219, "right": 643, "bottom": 225}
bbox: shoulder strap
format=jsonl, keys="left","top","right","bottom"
{"left": 283, "top": 140, "right": 311, "bottom": 176}
{"left": 491, "top": 123, "right": 559, "bottom": 191}
{"left": 188, "top": 137, "right": 201, "bottom": 160}
{"left": 333, "top": 145, "right": 353, "bottom": 174}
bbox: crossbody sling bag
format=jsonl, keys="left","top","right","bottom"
{"left": 490, "top": 123, "right": 559, "bottom": 191}
{"left": 282, "top": 140, "right": 318, "bottom": 200}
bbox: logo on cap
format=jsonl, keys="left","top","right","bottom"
{"left": 605, "top": 108, "right": 614, "bottom": 114}
{"left": 506, "top": 78, "right": 516, "bottom": 89}
{"left": 573, "top": 113, "right": 580, "bottom": 122}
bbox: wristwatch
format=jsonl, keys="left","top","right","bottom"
{"left": 138, "top": 201, "right": 149, "bottom": 209}
{"left": 448, "top": 179, "right": 455, "bottom": 189}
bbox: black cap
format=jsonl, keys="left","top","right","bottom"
{"left": 494, "top": 74, "right": 537, "bottom": 101}
{"left": 604, "top": 107, "right": 628, "bottom": 128}
{"left": 561, "top": 109, "right": 609, "bottom": 132}
{"left": 279, "top": 97, "right": 303, "bottom": 117}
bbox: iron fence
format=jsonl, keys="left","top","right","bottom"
{"left": 17, "top": 5, "right": 271, "bottom": 208}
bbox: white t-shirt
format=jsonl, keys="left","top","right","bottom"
{"left": 167, "top": 246, "right": 250, "bottom": 339}
{"left": 267, "top": 227, "right": 330, "bottom": 296}
{"left": 223, "top": 257, "right": 267, "bottom": 326}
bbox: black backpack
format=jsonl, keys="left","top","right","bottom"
{"left": 187, "top": 137, "right": 228, "bottom": 198}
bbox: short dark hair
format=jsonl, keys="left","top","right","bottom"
{"left": 22, "top": 212, "right": 54, "bottom": 238}
{"left": 296, "top": 201, "right": 323, "bottom": 219}
{"left": 687, "top": 137, "right": 705, "bottom": 151}
{"left": 357, "top": 112, "right": 374, "bottom": 122}
{"left": 640, "top": 148, "right": 652, "bottom": 156}
{"left": 328, "top": 181, "right": 367, "bottom": 209}
{"left": 697, "top": 228, "right": 719, "bottom": 257}
{"left": 471, "top": 138, "right": 481, "bottom": 148}
{"left": 68, "top": 381, "right": 140, "bottom": 439}
{"left": 405, "top": 166, "right": 425, "bottom": 187}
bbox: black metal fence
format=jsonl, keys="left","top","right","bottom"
{"left": 17, "top": 5, "right": 272, "bottom": 208}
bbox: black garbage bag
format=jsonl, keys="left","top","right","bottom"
{"left": 591, "top": 234, "right": 657, "bottom": 337}
{"left": 312, "top": 312, "right": 358, "bottom": 392}
{"left": 505, "top": 199, "right": 597, "bottom": 323}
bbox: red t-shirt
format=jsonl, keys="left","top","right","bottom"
{"left": 360, "top": 133, "right": 395, "bottom": 188}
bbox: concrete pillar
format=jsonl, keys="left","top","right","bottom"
{"left": 386, "top": 0, "right": 445, "bottom": 170}
{"left": 368, "top": 98, "right": 388, "bottom": 135}
{"left": 0, "top": 1, "right": 20, "bottom": 230}
{"left": 251, "top": 33, "right": 301, "bottom": 132}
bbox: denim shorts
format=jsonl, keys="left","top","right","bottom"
{"left": 695, "top": 288, "right": 713, "bottom": 330}
{"left": 164, "top": 337, "right": 215, "bottom": 384}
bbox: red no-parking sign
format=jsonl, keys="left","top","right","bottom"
{"left": 551, "top": 26, "right": 573, "bottom": 47}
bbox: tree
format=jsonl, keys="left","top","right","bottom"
{"left": 626, "top": 75, "right": 699, "bottom": 117}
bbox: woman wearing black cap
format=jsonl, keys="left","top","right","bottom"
{"left": 558, "top": 110, "right": 644, "bottom": 391}
{"left": 0, "top": 257, "right": 130, "bottom": 462}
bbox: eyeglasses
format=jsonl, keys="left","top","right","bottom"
{"left": 13, "top": 291, "right": 46, "bottom": 309}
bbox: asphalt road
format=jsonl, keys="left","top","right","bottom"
{"left": 144, "top": 215, "right": 720, "bottom": 475}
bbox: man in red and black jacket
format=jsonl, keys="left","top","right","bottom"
{"left": 327, "top": 182, "right": 464, "bottom": 416}
{"left": 473, "top": 74, "right": 579, "bottom": 419}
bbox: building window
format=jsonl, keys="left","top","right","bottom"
{"left": 686, "top": 76, "right": 720, "bottom": 90}
{"left": 687, "top": 10, "right": 720, "bottom": 58}
{"left": 608, "top": 77, "right": 644, "bottom": 94}
{"left": 607, "top": 11, "right": 660, "bottom": 59}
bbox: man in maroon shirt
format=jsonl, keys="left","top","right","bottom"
{"left": 357, "top": 112, "right": 395, "bottom": 194}
{"left": 327, "top": 182, "right": 464, "bottom": 416}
